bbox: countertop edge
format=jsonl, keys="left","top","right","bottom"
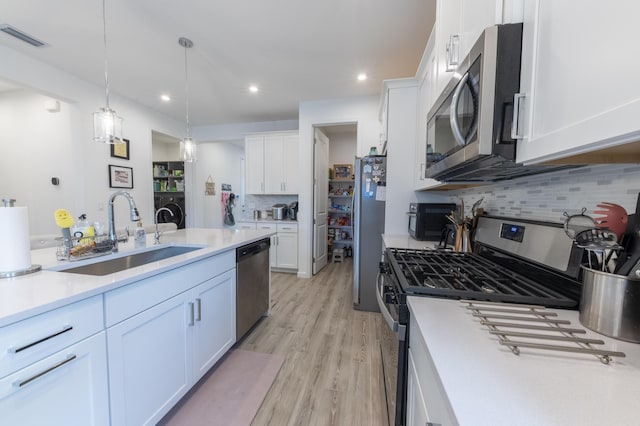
{"left": 0, "top": 228, "right": 275, "bottom": 327}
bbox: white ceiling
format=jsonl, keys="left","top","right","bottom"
{"left": 0, "top": 0, "right": 435, "bottom": 126}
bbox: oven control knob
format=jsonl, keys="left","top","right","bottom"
{"left": 384, "top": 290, "right": 396, "bottom": 304}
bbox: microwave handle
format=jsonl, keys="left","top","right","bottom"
{"left": 450, "top": 72, "right": 470, "bottom": 147}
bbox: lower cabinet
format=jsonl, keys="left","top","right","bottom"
{"left": 257, "top": 222, "right": 298, "bottom": 271}
{"left": 0, "top": 332, "right": 110, "bottom": 425}
{"left": 107, "top": 269, "right": 236, "bottom": 425}
{"left": 275, "top": 226, "right": 298, "bottom": 269}
{"left": 408, "top": 315, "right": 457, "bottom": 426}
{"left": 407, "top": 350, "right": 429, "bottom": 426}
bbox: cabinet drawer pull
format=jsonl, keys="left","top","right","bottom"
{"left": 188, "top": 302, "right": 195, "bottom": 326}
{"left": 10, "top": 325, "right": 73, "bottom": 354}
{"left": 195, "top": 298, "right": 202, "bottom": 322}
{"left": 14, "top": 354, "right": 77, "bottom": 388}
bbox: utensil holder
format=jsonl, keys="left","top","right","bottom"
{"left": 580, "top": 266, "right": 640, "bottom": 343}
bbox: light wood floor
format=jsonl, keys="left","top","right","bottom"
{"left": 238, "top": 259, "right": 388, "bottom": 426}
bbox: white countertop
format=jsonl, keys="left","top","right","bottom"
{"left": 408, "top": 297, "right": 640, "bottom": 426}
{"left": 382, "top": 234, "right": 439, "bottom": 250}
{"left": 0, "top": 228, "right": 274, "bottom": 328}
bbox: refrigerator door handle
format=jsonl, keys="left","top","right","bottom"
{"left": 353, "top": 157, "right": 362, "bottom": 305}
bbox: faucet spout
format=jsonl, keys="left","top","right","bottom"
{"left": 108, "top": 190, "right": 140, "bottom": 250}
{"left": 154, "top": 207, "right": 174, "bottom": 244}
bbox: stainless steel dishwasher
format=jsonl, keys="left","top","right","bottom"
{"left": 236, "top": 238, "right": 270, "bottom": 340}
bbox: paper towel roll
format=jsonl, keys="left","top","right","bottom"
{"left": 0, "top": 206, "right": 32, "bottom": 272}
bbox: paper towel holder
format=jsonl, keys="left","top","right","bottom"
{"left": 0, "top": 198, "right": 42, "bottom": 278}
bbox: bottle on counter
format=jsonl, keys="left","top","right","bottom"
{"left": 134, "top": 221, "right": 146, "bottom": 248}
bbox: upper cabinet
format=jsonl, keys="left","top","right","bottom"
{"left": 433, "top": 0, "right": 516, "bottom": 97}
{"left": 245, "top": 131, "right": 299, "bottom": 195}
{"left": 515, "top": 1, "right": 640, "bottom": 164}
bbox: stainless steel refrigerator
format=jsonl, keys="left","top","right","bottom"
{"left": 353, "top": 155, "right": 387, "bottom": 312}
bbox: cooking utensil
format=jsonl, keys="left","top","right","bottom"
{"left": 614, "top": 193, "right": 640, "bottom": 275}
{"left": 563, "top": 208, "right": 596, "bottom": 240}
{"left": 574, "top": 228, "right": 621, "bottom": 271}
{"left": 580, "top": 266, "right": 640, "bottom": 343}
{"left": 593, "top": 202, "right": 628, "bottom": 238}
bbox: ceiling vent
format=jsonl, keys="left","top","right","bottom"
{"left": 0, "top": 24, "right": 47, "bottom": 47}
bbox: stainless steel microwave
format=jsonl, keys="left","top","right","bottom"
{"left": 407, "top": 203, "right": 456, "bottom": 241}
{"left": 425, "top": 23, "right": 529, "bottom": 182}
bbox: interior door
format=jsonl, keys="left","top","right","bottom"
{"left": 313, "top": 128, "right": 329, "bottom": 274}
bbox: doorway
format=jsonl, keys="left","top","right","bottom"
{"left": 312, "top": 123, "right": 357, "bottom": 275}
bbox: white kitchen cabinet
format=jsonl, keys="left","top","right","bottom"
{"left": 245, "top": 135, "right": 265, "bottom": 194}
{"left": 255, "top": 221, "right": 297, "bottom": 270}
{"left": 433, "top": 0, "right": 519, "bottom": 99}
{"left": 0, "top": 332, "right": 109, "bottom": 425}
{"left": 106, "top": 254, "right": 236, "bottom": 425}
{"left": 515, "top": 0, "right": 640, "bottom": 164}
{"left": 245, "top": 131, "right": 299, "bottom": 195}
{"left": 275, "top": 223, "right": 298, "bottom": 269}
{"left": 407, "top": 314, "right": 457, "bottom": 426}
{"left": 236, "top": 221, "right": 257, "bottom": 230}
{"left": 406, "top": 350, "right": 429, "bottom": 426}
{"left": 190, "top": 270, "right": 236, "bottom": 382}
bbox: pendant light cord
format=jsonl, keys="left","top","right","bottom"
{"left": 102, "top": 0, "right": 110, "bottom": 109}
{"left": 184, "top": 43, "right": 191, "bottom": 139}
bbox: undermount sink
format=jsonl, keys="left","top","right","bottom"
{"left": 53, "top": 245, "right": 203, "bottom": 276}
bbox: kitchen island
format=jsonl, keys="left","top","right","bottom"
{"left": 0, "top": 228, "right": 274, "bottom": 425}
{"left": 408, "top": 297, "right": 640, "bottom": 426}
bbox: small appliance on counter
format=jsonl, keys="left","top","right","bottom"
{"left": 271, "top": 204, "right": 287, "bottom": 220}
{"left": 288, "top": 201, "right": 298, "bottom": 220}
{"left": 407, "top": 202, "right": 456, "bottom": 241}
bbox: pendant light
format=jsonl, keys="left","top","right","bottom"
{"left": 179, "top": 37, "right": 197, "bottom": 162}
{"left": 93, "top": 0, "right": 123, "bottom": 144}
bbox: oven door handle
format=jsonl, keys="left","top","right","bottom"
{"left": 376, "top": 271, "right": 399, "bottom": 334}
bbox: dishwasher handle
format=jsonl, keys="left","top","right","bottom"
{"left": 237, "top": 238, "right": 270, "bottom": 262}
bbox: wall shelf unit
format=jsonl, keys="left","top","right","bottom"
{"left": 328, "top": 179, "right": 354, "bottom": 257}
{"left": 153, "top": 161, "right": 185, "bottom": 193}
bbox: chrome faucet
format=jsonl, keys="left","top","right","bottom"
{"left": 108, "top": 190, "right": 140, "bottom": 250}
{"left": 154, "top": 207, "right": 174, "bottom": 244}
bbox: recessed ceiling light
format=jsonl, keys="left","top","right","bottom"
{"left": 357, "top": 73, "right": 367, "bottom": 81}
{"left": 249, "top": 85, "right": 259, "bottom": 93}
{"left": 160, "top": 94, "right": 171, "bottom": 102}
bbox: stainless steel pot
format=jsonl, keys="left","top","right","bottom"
{"left": 579, "top": 266, "right": 640, "bottom": 343}
{"left": 272, "top": 204, "right": 287, "bottom": 220}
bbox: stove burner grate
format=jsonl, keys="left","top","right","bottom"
{"left": 388, "top": 248, "right": 578, "bottom": 307}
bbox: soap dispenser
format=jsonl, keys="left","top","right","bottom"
{"left": 134, "top": 221, "right": 146, "bottom": 248}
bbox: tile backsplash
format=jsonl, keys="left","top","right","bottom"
{"left": 443, "top": 164, "right": 640, "bottom": 223}
{"left": 240, "top": 194, "right": 299, "bottom": 220}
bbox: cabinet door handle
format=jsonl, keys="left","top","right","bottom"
{"left": 195, "top": 298, "right": 202, "bottom": 322}
{"left": 10, "top": 325, "right": 73, "bottom": 354}
{"left": 511, "top": 93, "right": 526, "bottom": 139}
{"left": 445, "top": 34, "right": 460, "bottom": 71}
{"left": 14, "top": 354, "right": 77, "bottom": 388}
{"left": 188, "top": 302, "right": 195, "bottom": 326}
{"left": 261, "top": 182, "right": 264, "bottom": 192}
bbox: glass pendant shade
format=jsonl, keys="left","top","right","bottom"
{"left": 93, "top": 107, "right": 123, "bottom": 144}
{"left": 180, "top": 137, "right": 197, "bottom": 163}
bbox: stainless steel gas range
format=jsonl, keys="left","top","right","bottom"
{"left": 377, "top": 215, "right": 586, "bottom": 426}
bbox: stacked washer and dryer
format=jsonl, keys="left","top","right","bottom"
{"left": 154, "top": 194, "right": 186, "bottom": 229}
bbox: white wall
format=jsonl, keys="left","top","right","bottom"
{"left": 0, "top": 45, "right": 184, "bottom": 235}
{"left": 328, "top": 131, "right": 357, "bottom": 169}
{"left": 0, "top": 90, "right": 74, "bottom": 235}
{"left": 191, "top": 142, "right": 245, "bottom": 228}
{"left": 298, "top": 95, "right": 379, "bottom": 278}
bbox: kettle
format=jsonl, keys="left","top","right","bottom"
{"left": 288, "top": 201, "right": 298, "bottom": 220}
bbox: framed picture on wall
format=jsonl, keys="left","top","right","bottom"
{"left": 110, "top": 138, "right": 130, "bottom": 160}
{"left": 333, "top": 164, "right": 353, "bottom": 180}
{"left": 108, "top": 165, "right": 134, "bottom": 189}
